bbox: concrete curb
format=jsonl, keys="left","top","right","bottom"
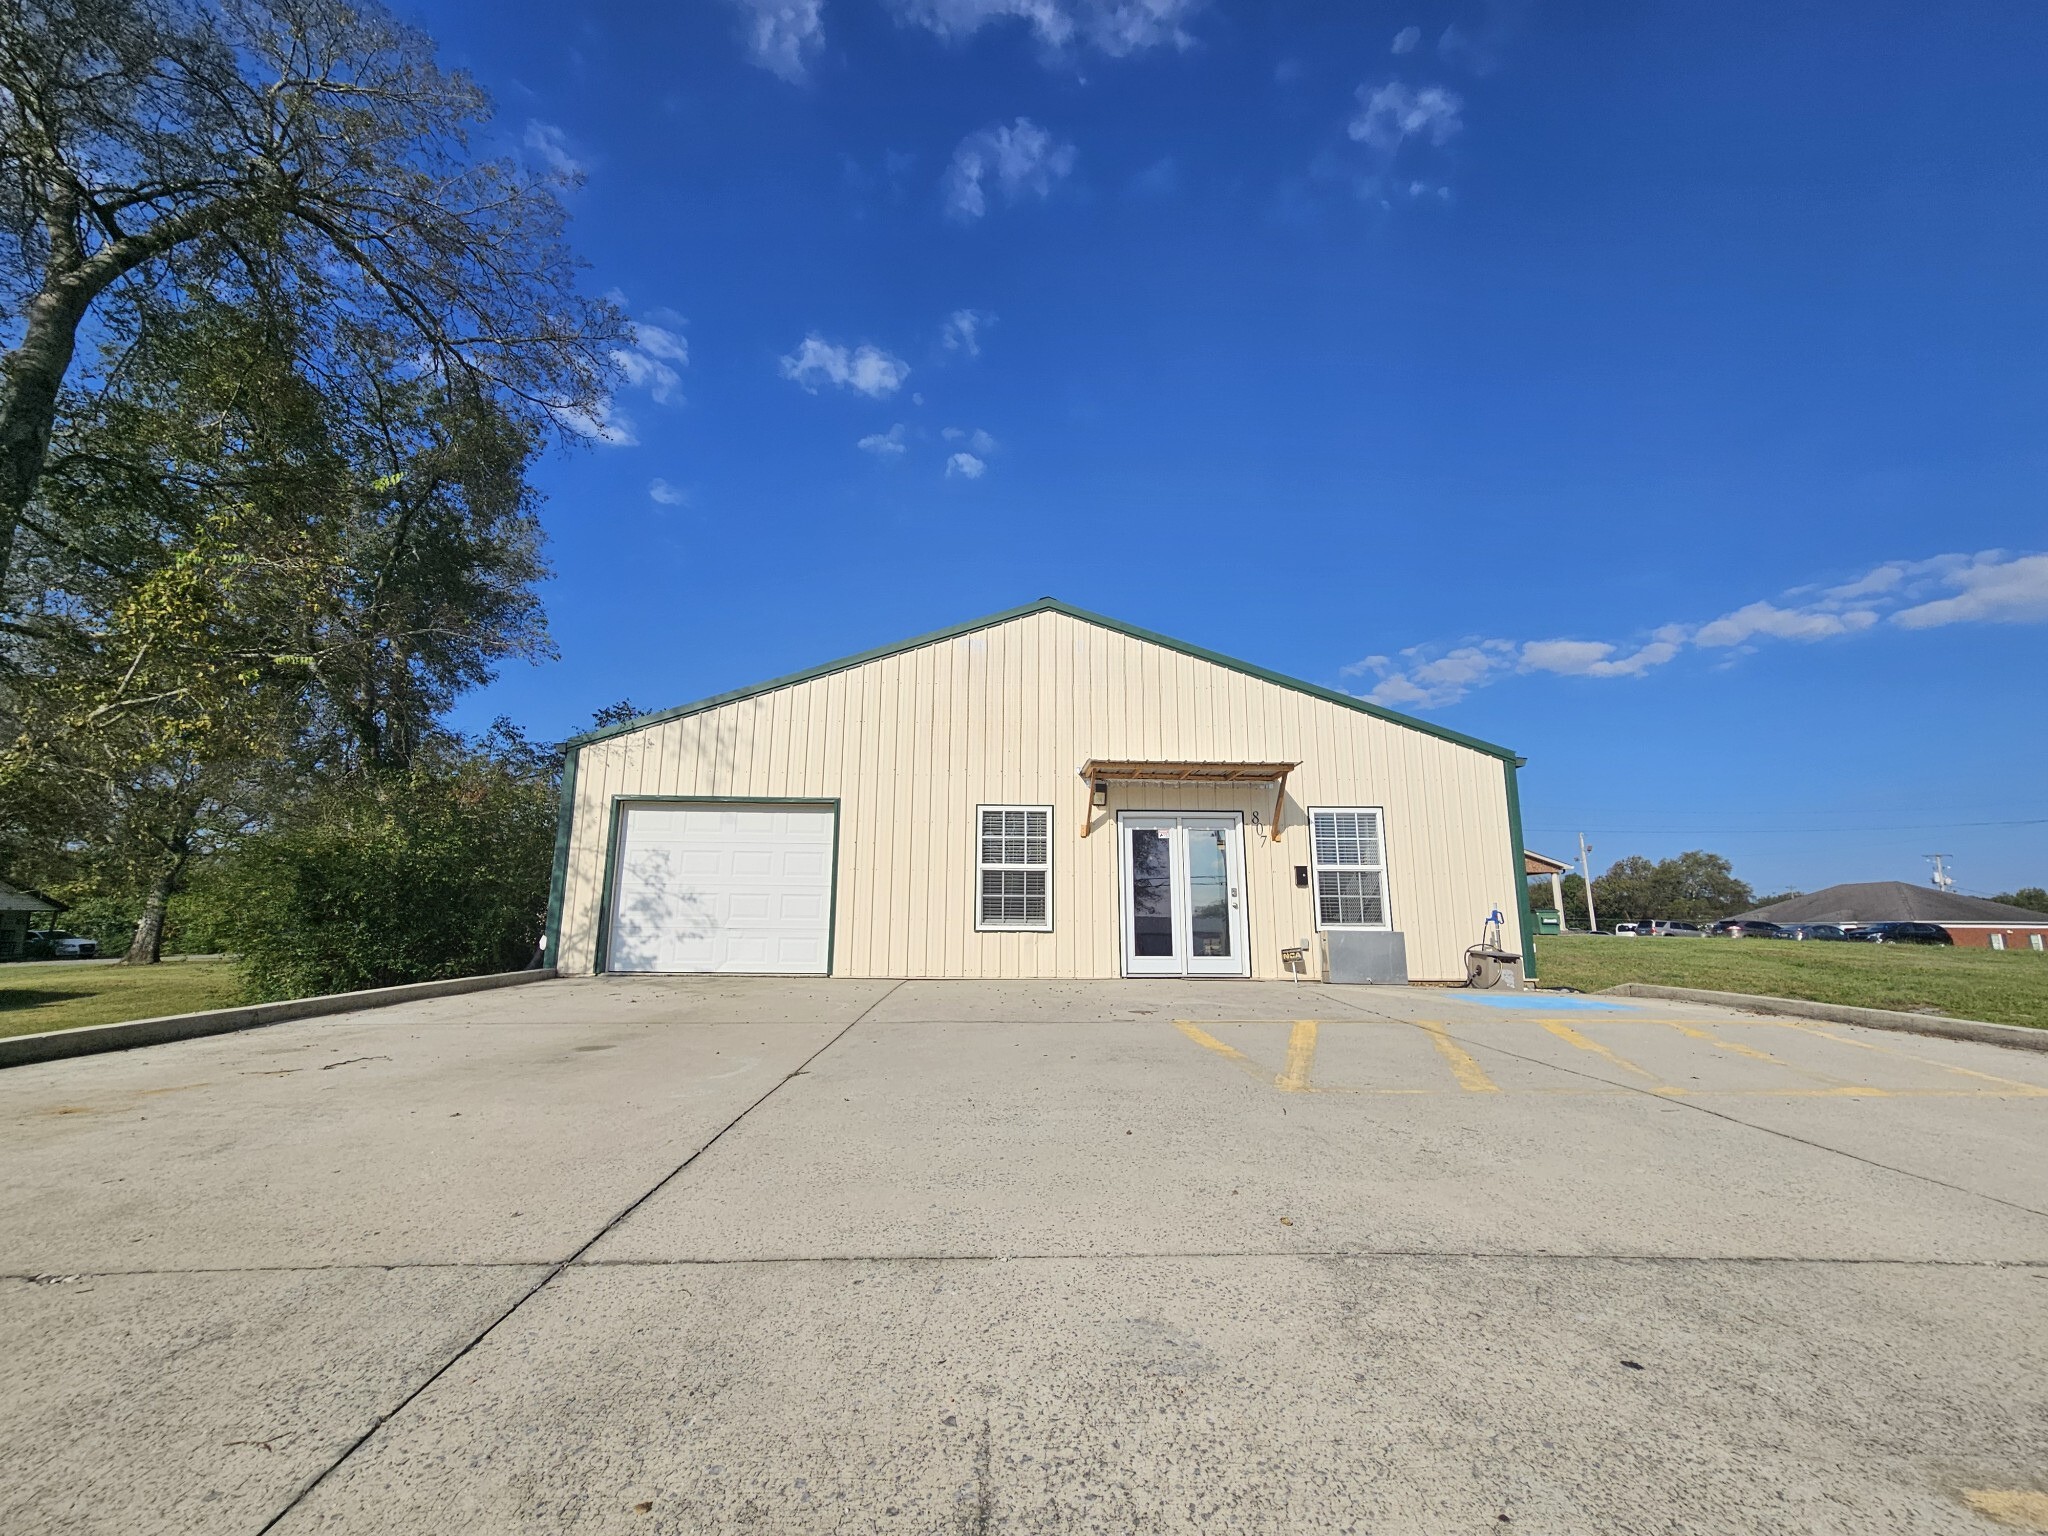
{"left": 0, "top": 968, "right": 558, "bottom": 1070}
{"left": 1601, "top": 982, "right": 2048, "bottom": 1052}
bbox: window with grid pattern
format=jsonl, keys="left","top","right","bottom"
{"left": 976, "top": 806, "right": 1052, "bottom": 930}
{"left": 1310, "top": 808, "right": 1388, "bottom": 928}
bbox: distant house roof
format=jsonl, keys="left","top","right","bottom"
{"left": 0, "top": 877, "right": 59, "bottom": 914}
{"left": 1744, "top": 881, "right": 2048, "bottom": 925}
{"left": 1523, "top": 849, "right": 1571, "bottom": 876}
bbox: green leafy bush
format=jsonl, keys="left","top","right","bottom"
{"left": 198, "top": 738, "right": 555, "bottom": 1001}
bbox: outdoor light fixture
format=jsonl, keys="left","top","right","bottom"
{"left": 1091, "top": 780, "right": 1108, "bottom": 807}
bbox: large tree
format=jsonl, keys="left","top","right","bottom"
{"left": 0, "top": 0, "right": 620, "bottom": 588}
{"left": 1, "top": 296, "right": 553, "bottom": 958}
{"left": 1588, "top": 851, "right": 1755, "bottom": 925}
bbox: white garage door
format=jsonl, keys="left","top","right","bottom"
{"left": 605, "top": 803, "right": 835, "bottom": 974}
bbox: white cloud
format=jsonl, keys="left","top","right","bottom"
{"left": 1348, "top": 643, "right": 1512, "bottom": 708}
{"left": 857, "top": 424, "right": 909, "bottom": 459}
{"left": 554, "top": 399, "right": 636, "bottom": 447}
{"left": 1390, "top": 24, "right": 1420, "bottom": 53}
{"left": 648, "top": 479, "right": 687, "bottom": 506}
{"left": 611, "top": 349, "right": 681, "bottom": 405}
{"left": 887, "top": 0, "right": 1200, "bottom": 57}
{"left": 608, "top": 316, "right": 689, "bottom": 409}
{"left": 1348, "top": 81, "right": 1464, "bottom": 154}
{"left": 1346, "top": 549, "right": 2048, "bottom": 711}
{"left": 1891, "top": 551, "right": 2048, "bottom": 628}
{"left": 1692, "top": 602, "right": 1878, "bottom": 648}
{"left": 1516, "top": 639, "right": 1616, "bottom": 675}
{"left": 779, "top": 334, "right": 911, "bottom": 397}
{"left": 943, "top": 426, "right": 998, "bottom": 454}
{"left": 634, "top": 323, "right": 689, "bottom": 364}
{"left": 1824, "top": 563, "right": 1908, "bottom": 601}
{"left": 523, "top": 122, "right": 585, "bottom": 181}
{"left": 945, "top": 451, "right": 987, "bottom": 479}
{"left": 944, "top": 118, "right": 1076, "bottom": 221}
{"left": 1520, "top": 637, "right": 1683, "bottom": 679}
{"left": 725, "top": 0, "right": 825, "bottom": 81}
{"left": 942, "top": 308, "right": 992, "bottom": 356}
{"left": 1365, "top": 675, "right": 1431, "bottom": 708}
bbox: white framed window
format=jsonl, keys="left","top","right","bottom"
{"left": 976, "top": 805, "right": 1053, "bottom": 931}
{"left": 1309, "top": 807, "right": 1390, "bottom": 930}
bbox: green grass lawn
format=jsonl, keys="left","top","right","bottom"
{"left": 0, "top": 958, "right": 244, "bottom": 1039}
{"left": 1534, "top": 934, "right": 2048, "bottom": 1030}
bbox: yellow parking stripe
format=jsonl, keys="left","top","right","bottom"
{"left": 1962, "top": 1490, "right": 2048, "bottom": 1531}
{"left": 1771, "top": 1022, "right": 2048, "bottom": 1096}
{"left": 1170, "top": 1015, "right": 2047, "bottom": 1099}
{"left": 1658, "top": 1020, "right": 1887, "bottom": 1094}
{"left": 1542, "top": 1020, "right": 1684, "bottom": 1094}
{"left": 1660, "top": 1019, "right": 1796, "bottom": 1064}
{"left": 1416, "top": 1020, "right": 1500, "bottom": 1093}
{"left": 1278, "top": 1020, "right": 1319, "bottom": 1092}
{"left": 1174, "top": 1019, "right": 1249, "bottom": 1060}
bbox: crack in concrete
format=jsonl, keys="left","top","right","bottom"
{"left": 1293, "top": 988, "right": 2048, "bottom": 1220}
{"left": 1428, "top": 1017, "right": 2048, "bottom": 1223}
{"left": 249, "top": 981, "right": 908, "bottom": 1535}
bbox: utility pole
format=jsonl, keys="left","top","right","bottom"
{"left": 1578, "top": 833, "right": 1598, "bottom": 934}
{"left": 1925, "top": 854, "right": 1955, "bottom": 893}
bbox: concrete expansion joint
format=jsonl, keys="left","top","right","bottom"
{"left": 565, "top": 1250, "right": 2048, "bottom": 1270}
{"left": 247, "top": 979, "right": 906, "bottom": 1536}
{"left": 12, "top": 1254, "right": 2044, "bottom": 1285}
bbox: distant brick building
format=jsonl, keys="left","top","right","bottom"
{"left": 1744, "top": 882, "right": 2048, "bottom": 951}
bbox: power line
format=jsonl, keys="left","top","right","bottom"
{"left": 1524, "top": 817, "right": 2048, "bottom": 835}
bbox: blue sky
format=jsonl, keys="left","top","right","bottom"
{"left": 423, "top": 0, "right": 2048, "bottom": 898}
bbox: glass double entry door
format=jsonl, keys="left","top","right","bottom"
{"left": 1118, "top": 813, "right": 1250, "bottom": 977}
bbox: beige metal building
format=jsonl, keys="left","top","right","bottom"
{"left": 546, "top": 600, "right": 1535, "bottom": 983}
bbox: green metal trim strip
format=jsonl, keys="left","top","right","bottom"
{"left": 591, "top": 795, "right": 624, "bottom": 974}
{"left": 561, "top": 597, "right": 1520, "bottom": 764}
{"left": 591, "top": 796, "right": 843, "bottom": 977}
{"left": 1504, "top": 756, "right": 1538, "bottom": 981}
{"left": 543, "top": 745, "right": 579, "bottom": 967}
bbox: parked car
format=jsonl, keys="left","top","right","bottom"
{"left": 1709, "top": 919, "right": 1788, "bottom": 939}
{"left": 24, "top": 930, "right": 99, "bottom": 959}
{"left": 1781, "top": 923, "right": 1848, "bottom": 942}
{"left": 1611, "top": 922, "right": 1640, "bottom": 936}
{"left": 1638, "top": 920, "right": 1705, "bottom": 938}
{"left": 1850, "top": 921, "right": 1953, "bottom": 946}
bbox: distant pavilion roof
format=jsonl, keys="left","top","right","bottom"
{"left": 0, "top": 877, "right": 59, "bottom": 914}
{"left": 1743, "top": 882, "right": 2048, "bottom": 925}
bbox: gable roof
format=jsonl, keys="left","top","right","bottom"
{"left": 1744, "top": 881, "right": 2048, "bottom": 924}
{"left": 563, "top": 597, "right": 1520, "bottom": 764}
{"left": 0, "top": 877, "right": 59, "bottom": 913}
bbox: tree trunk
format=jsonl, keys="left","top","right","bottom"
{"left": 123, "top": 824, "right": 195, "bottom": 967}
{"left": 123, "top": 866, "right": 176, "bottom": 965}
{"left": 0, "top": 284, "right": 92, "bottom": 591}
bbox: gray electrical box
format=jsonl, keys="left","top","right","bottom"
{"left": 1321, "top": 930, "right": 1409, "bottom": 985}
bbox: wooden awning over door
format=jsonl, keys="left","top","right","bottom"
{"left": 1076, "top": 760, "right": 1300, "bottom": 839}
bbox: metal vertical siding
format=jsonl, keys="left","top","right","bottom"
{"left": 554, "top": 610, "right": 1518, "bottom": 981}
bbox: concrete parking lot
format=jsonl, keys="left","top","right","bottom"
{"left": 3, "top": 977, "right": 2046, "bottom": 1534}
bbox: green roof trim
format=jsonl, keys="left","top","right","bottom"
{"left": 563, "top": 597, "right": 1520, "bottom": 763}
